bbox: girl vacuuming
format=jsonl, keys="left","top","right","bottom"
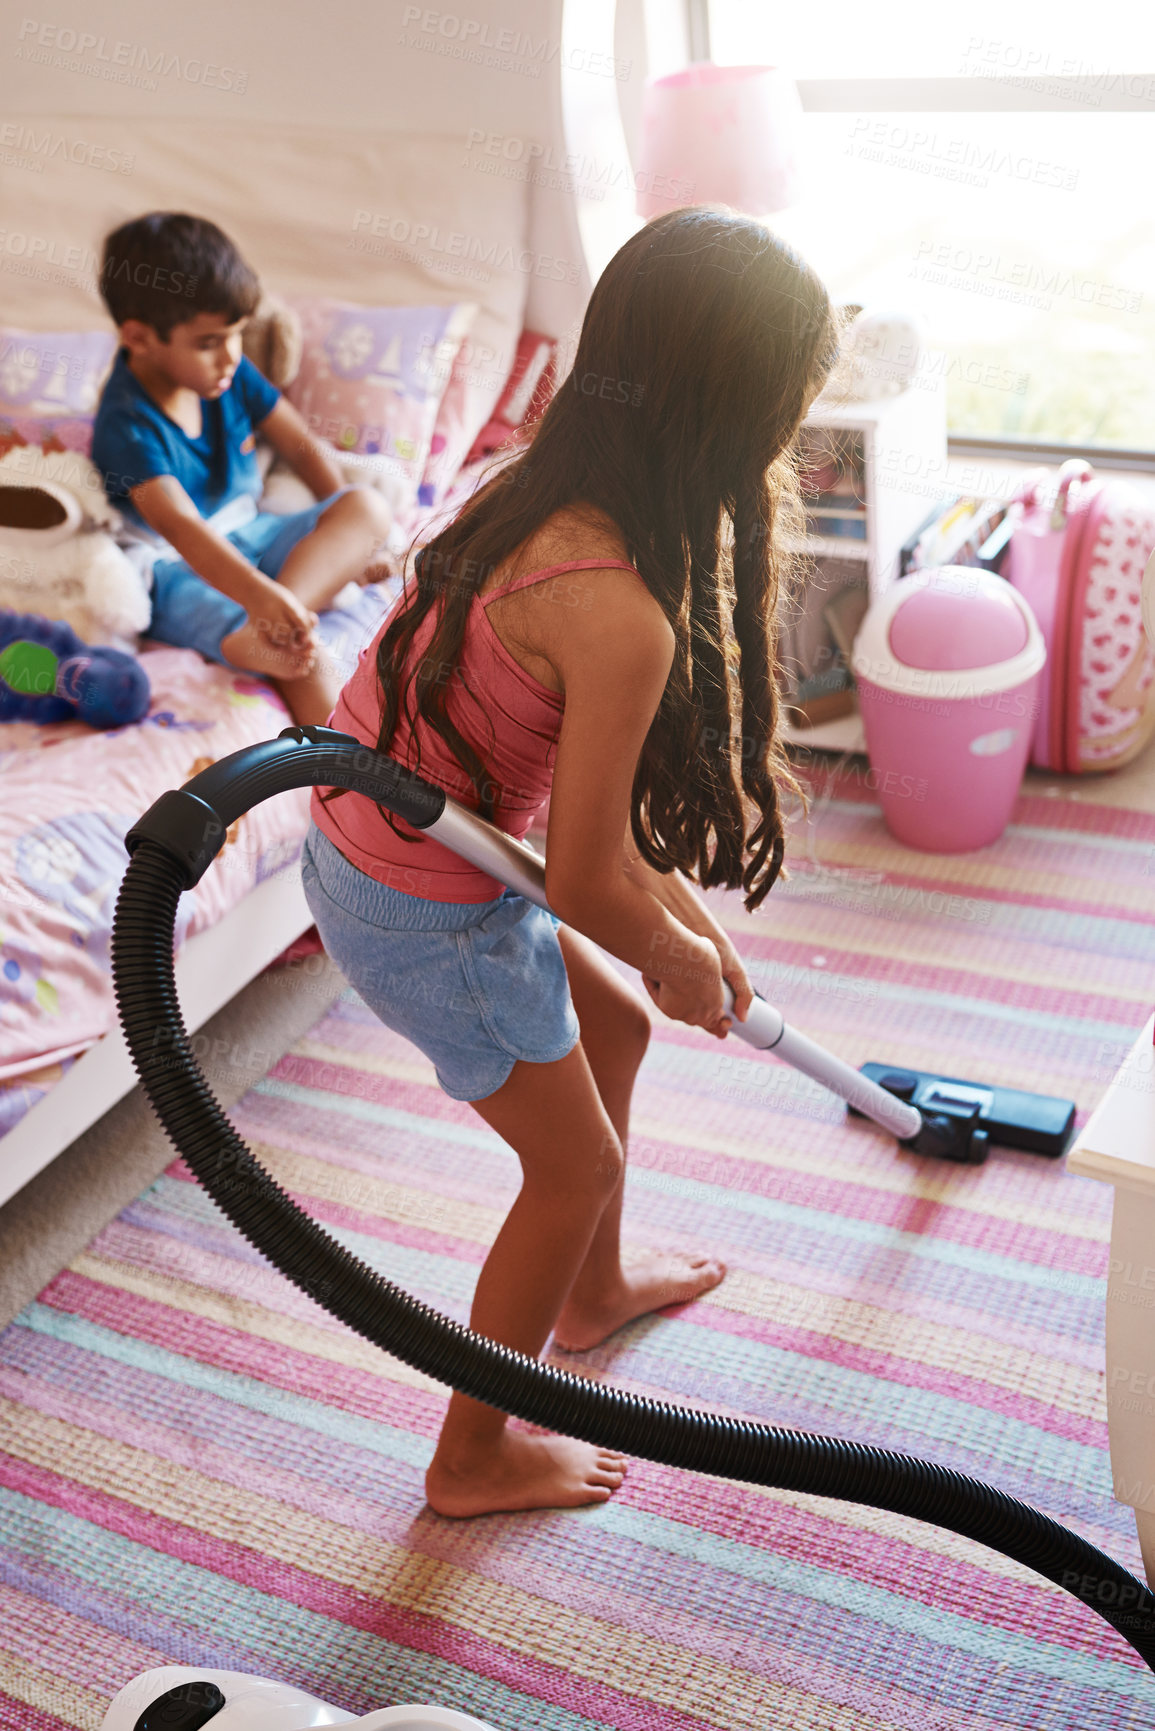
{"left": 303, "top": 206, "right": 839, "bottom": 1517}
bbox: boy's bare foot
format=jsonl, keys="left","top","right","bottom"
{"left": 359, "top": 554, "right": 398, "bottom": 585}
{"left": 425, "top": 1429, "right": 628, "bottom": 1517}
{"left": 552, "top": 1252, "right": 726, "bottom": 1353}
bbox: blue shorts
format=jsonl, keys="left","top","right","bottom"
{"left": 147, "top": 487, "right": 355, "bottom": 664}
{"left": 300, "top": 820, "right": 581, "bottom": 1102}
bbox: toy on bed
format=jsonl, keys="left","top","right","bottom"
{"left": 0, "top": 608, "right": 150, "bottom": 727}
{"left": 0, "top": 445, "right": 152, "bottom": 651}
{"left": 812, "top": 304, "right": 924, "bottom": 405}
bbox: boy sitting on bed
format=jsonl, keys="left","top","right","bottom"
{"left": 91, "top": 211, "right": 394, "bottom": 727}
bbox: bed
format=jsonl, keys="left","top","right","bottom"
{"left": 0, "top": 111, "right": 593, "bottom": 1207}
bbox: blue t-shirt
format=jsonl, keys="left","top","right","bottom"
{"left": 91, "top": 347, "right": 281, "bottom": 536}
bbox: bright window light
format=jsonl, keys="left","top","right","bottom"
{"left": 703, "top": 6, "right": 1155, "bottom": 451}
{"left": 708, "top": 5, "right": 1155, "bottom": 84}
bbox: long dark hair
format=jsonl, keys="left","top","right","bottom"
{"left": 318, "top": 206, "right": 839, "bottom": 912}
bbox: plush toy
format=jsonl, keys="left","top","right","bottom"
{"left": 0, "top": 609, "right": 151, "bottom": 727}
{"left": 240, "top": 289, "right": 304, "bottom": 489}
{"left": 814, "top": 304, "right": 924, "bottom": 406}
{"left": 241, "top": 290, "right": 304, "bottom": 395}
{"left": 0, "top": 446, "right": 152, "bottom": 650}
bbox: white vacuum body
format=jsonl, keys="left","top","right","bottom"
{"left": 100, "top": 1665, "right": 499, "bottom": 1730}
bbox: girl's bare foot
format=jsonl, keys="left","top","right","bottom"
{"left": 425, "top": 1429, "right": 628, "bottom": 1517}
{"left": 552, "top": 1252, "right": 726, "bottom": 1353}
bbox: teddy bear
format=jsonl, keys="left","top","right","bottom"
{"left": 240, "top": 289, "right": 303, "bottom": 497}
{"left": 813, "top": 304, "right": 924, "bottom": 406}
{"left": 242, "top": 290, "right": 305, "bottom": 406}
{"left": 0, "top": 444, "right": 152, "bottom": 650}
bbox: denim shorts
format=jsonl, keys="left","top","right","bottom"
{"left": 148, "top": 487, "right": 355, "bottom": 665}
{"left": 299, "top": 820, "right": 581, "bottom": 1102}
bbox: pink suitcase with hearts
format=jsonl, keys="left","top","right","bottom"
{"left": 1004, "top": 459, "right": 1155, "bottom": 773}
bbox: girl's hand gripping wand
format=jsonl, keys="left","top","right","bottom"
{"left": 411, "top": 752, "right": 990, "bottom": 1160}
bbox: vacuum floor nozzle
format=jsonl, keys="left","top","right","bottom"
{"left": 854, "top": 1063, "right": 1076, "bottom": 1164}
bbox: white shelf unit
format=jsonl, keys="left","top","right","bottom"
{"left": 782, "top": 377, "right": 948, "bottom": 753}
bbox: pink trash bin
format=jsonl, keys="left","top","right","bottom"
{"left": 850, "top": 567, "right": 1046, "bottom": 852}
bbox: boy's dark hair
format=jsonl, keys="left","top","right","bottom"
{"left": 98, "top": 212, "right": 261, "bottom": 341}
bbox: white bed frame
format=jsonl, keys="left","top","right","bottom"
{"left": 0, "top": 867, "right": 314, "bottom": 1211}
{"left": 0, "top": 0, "right": 629, "bottom": 1208}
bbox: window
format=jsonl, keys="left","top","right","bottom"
{"left": 704, "top": 4, "right": 1155, "bottom": 455}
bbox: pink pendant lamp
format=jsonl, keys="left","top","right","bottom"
{"left": 635, "top": 62, "right": 805, "bottom": 219}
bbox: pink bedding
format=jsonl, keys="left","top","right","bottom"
{"left": 0, "top": 581, "right": 395, "bottom": 1139}
{"left": 0, "top": 452, "right": 507, "bottom": 1143}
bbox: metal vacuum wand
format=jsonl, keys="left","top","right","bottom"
{"left": 428, "top": 795, "right": 925, "bottom": 1146}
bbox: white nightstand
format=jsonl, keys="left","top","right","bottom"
{"left": 1067, "top": 1014, "right": 1155, "bottom": 1585}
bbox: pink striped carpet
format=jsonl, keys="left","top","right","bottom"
{"left": 2, "top": 768, "right": 1155, "bottom": 1728}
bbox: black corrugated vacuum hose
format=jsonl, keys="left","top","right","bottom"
{"left": 110, "top": 727, "right": 1155, "bottom": 1676}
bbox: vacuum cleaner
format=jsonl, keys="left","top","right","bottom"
{"left": 101, "top": 724, "right": 1154, "bottom": 1728}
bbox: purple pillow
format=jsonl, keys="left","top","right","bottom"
{"left": 285, "top": 295, "right": 476, "bottom": 514}
{"left": 0, "top": 328, "right": 117, "bottom": 418}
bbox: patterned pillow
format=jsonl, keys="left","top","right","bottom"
{"left": 464, "top": 329, "right": 557, "bottom": 466}
{"left": 0, "top": 328, "right": 118, "bottom": 461}
{"left": 418, "top": 327, "right": 557, "bottom": 510}
{"left": 284, "top": 295, "right": 477, "bottom": 514}
{"left": 0, "top": 416, "right": 97, "bottom": 461}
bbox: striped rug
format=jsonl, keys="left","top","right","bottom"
{"left": 3, "top": 770, "right": 1155, "bottom": 1729}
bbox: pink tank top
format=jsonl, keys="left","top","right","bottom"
{"left": 309, "top": 558, "right": 642, "bottom": 901}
